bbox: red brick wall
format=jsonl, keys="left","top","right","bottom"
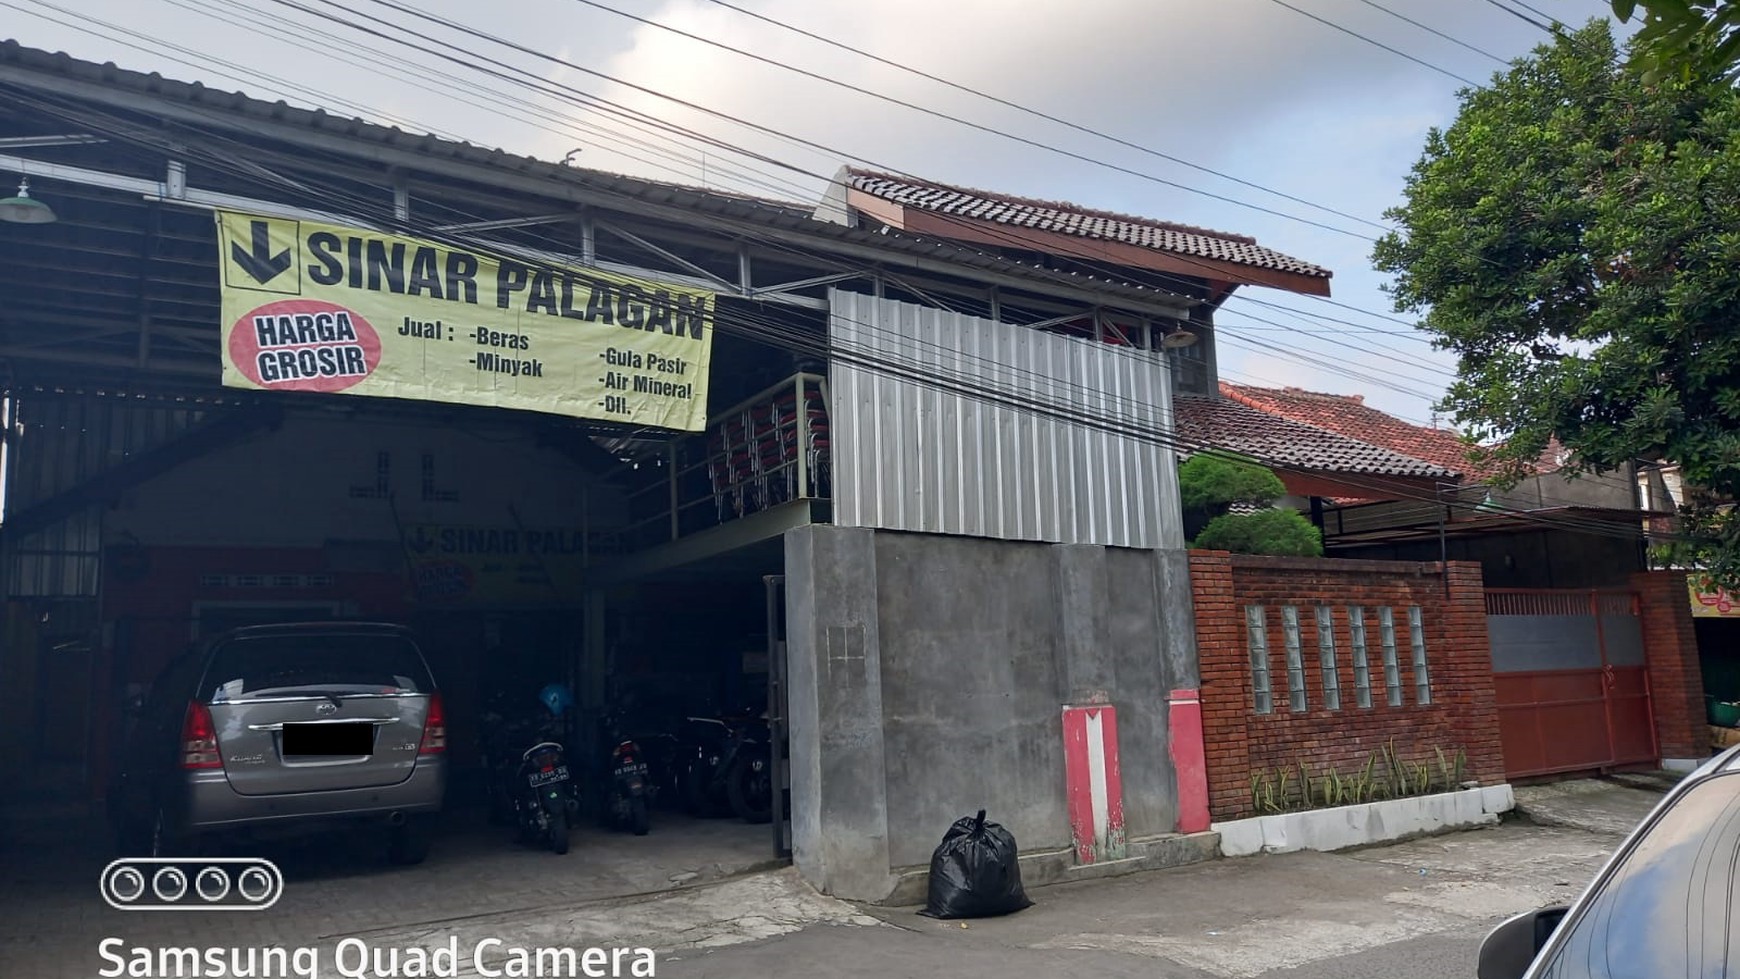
{"left": 1631, "top": 571, "right": 1709, "bottom": 760}
{"left": 1190, "top": 551, "right": 1504, "bottom": 821}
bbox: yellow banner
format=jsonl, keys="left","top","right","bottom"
{"left": 1689, "top": 577, "right": 1740, "bottom": 617}
{"left": 215, "top": 210, "right": 716, "bottom": 431}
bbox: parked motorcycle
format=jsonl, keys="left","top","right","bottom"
{"left": 674, "top": 707, "right": 773, "bottom": 824}
{"left": 516, "top": 736, "right": 579, "bottom": 854}
{"left": 601, "top": 737, "right": 651, "bottom": 836}
{"left": 481, "top": 683, "right": 580, "bottom": 854}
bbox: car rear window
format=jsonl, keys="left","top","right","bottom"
{"left": 200, "top": 634, "right": 434, "bottom": 702}
{"left": 1535, "top": 770, "right": 1739, "bottom": 978}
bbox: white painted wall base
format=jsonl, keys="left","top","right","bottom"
{"left": 1213, "top": 785, "right": 1516, "bottom": 858}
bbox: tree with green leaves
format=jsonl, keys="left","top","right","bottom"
{"left": 1608, "top": 1, "right": 1740, "bottom": 83}
{"left": 1373, "top": 20, "right": 1740, "bottom": 588}
{"left": 1178, "top": 454, "right": 1323, "bottom": 557}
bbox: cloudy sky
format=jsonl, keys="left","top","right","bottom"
{"left": 6, "top": 0, "right": 1624, "bottom": 426}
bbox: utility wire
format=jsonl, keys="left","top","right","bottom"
{"left": 178, "top": 0, "right": 806, "bottom": 199}
{"left": 286, "top": 0, "right": 1450, "bottom": 352}
{"left": 8, "top": 8, "right": 1555, "bottom": 470}
{"left": 568, "top": 0, "right": 1377, "bottom": 239}
{"left": 17, "top": 0, "right": 1453, "bottom": 402}
{"left": 1258, "top": 0, "right": 1483, "bottom": 85}
{"left": 699, "top": 0, "right": 1396, "bottom": 233}
{"left": 4, "top": 76, "right": 1676, "bottom": 544}
{"left": 23, "top": 0, "right": 1446, "bottom": 412}
{"left": 1353, "top": 0, "right": 1512, "bottom": 64}
{"left": 1478, "top": 0, "right": 1560, "bottom": 35}
{"left": 1508, "top": 0, "right": 1568, "bottom": 27}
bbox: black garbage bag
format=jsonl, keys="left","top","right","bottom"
{"left": 918, "top": 809, "right": 1033, "bottom": 919}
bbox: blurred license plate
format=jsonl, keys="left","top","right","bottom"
{"left": 283, "top": 723, "right": 372, "bottom": 756}
{"left": 614, "top": 762, "right": 648, "bottom": 778}
{"left": 528, "top": 765, "right": 569, "bottom": 787}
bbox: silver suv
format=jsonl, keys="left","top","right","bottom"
{"left": 1478, "top": 742, "right": 1740, "bottom": 978}
{"left": 108, "top": 622, "right": 447, "bottom": 865}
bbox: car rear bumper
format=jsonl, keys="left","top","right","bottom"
{"left": 178, "top": 759, "right": 445, "bottom": 831}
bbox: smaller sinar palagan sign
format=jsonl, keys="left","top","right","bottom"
{"left": 215, "top": 210, "right": 717, "bottom": 431}
{"left": 1689, "top": 576, "right": 1740, "bottom": 618}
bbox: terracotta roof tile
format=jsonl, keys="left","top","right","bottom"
{"left": 1172, "top": 395, "right": 1454, "bottom": 480}
{"left": 845, "top": 168, "right": 1332, "bottom": 280}
{"left": 1218, "top": 382, "right": 1562, "bottom": 480}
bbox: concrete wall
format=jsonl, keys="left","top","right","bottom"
{"left": 785, "top": 524, "right": 1197, "bottom": 902}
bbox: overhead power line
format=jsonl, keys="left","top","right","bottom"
{"left": 12, "top": 0, "right": 1451, "bottom": 406}
{"left": 287, "top": 0, "right": 1448, "bottom": 350}
{"left": 1353, "top": 0, "right": 1511, "bottom": 64}
{"left": 565, "top": 0, "right": 1376, "bottom": 239}
{"left": 0, "top": 75, "right": 1672, "bottom": 546}
{"left": 1258, "top": 0, "right": 1483, "bottom": 85}
{"left": 678, "top": 0, "right": 1398, "bottom": 235}
{"left": 1478, "top": 0, "right": 1560, "bottom": 35}
{"left": 214, "top": 0, "right": 1454, "bottom": 398}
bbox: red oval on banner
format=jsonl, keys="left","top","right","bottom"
{"left": 228, "top": 298, "right": 383, "bottom": 394}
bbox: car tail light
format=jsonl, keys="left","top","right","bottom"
{"left": 419, "top": 693, "right": 446, "bottom": 755}
{"left": 180, "top": 702, "right": 222, "bottom": 769}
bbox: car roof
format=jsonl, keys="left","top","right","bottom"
{"left": 214, "top": 621, "right": 415, "bottom": 642}
{"left": 1689, "top": 743, "right": 1740, "bottom": 780}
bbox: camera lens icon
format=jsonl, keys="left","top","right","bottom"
{"left": 101, "top": 858, "right": 282, "bottom": 911}
{"left": 196, "top": 867, "right": 230, "bottom": 902}
{"left": 237, "top": 867, "right": 274, "bottom": 903}
{"left": 109, "top": 867, "right": 146, "bottom": 903}
{"left": 152, "top": 867, "right": 188, "bottom": 902}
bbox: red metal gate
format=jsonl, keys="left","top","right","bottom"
{"left": 1486, "top": 589, "right": 1658, "bottom": 779}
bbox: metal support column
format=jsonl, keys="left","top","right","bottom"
{"left": 794, "top": 374, "right": 809, "bottom": 500}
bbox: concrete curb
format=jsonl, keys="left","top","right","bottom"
{"left": 879, "top": 831, "right": 1221, "bottom": 907}
{"left": 1212, "top": 785, "right": 1515, "bottom": 857}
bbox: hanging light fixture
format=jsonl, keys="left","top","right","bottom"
{"left": 1160, "top": 326, "right": 1198, "bottom": 349}
{"left": 0, "top": 176, "right": 57, "bottom": 224}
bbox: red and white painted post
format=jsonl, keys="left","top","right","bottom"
{"left": 1062, "top": 703, "right": 1126, "bottom": 864}
{"left": 1168, "top": 688, "right": 1212, "bottom": 834}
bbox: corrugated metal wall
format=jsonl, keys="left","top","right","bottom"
{"left": 3, "top": 392, "right": 209, "bottom": 597}
{"left": 828, "top": 291, "right": 1183, "bottom": 549}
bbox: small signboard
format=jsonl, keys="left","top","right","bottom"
{"left": 1689, "top": 576, "right": 1740, "bottom": 618}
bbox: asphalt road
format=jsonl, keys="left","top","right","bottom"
{"left": 666, "top": 819, "right": 1630, "bottom": 979}
{"left": 4, "top": 781, "right": 1663, "bottom": 979}
{"left": 665, "top": 919, "right": 1500, "bottom": 979}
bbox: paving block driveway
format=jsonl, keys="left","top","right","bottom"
{"left": 0, "top": 804, "right": 777, "bottom": 978}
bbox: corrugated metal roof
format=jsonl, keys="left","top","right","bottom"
{"left": 0, "top": 41, "right": 1196, "bottom": 312}
{"left": 846, "top": 168, "right": 1332, "bottom": 280}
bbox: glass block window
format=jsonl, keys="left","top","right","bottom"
{"left": 1315, "top": 605, "right": 1341, "bottom": 711}
{"left": 1281, "top": 605, "right": 1307, "bottom": 713}
{"left": 1348, "top": 605, "right": 1373, "bottom": 709}
{"left": 1408, "top": 606, "right": 1432, "bottom": 705}
{"left": 1378, "top": 606, "right": 1403, "bottom": 706}
{"left": 1246, "top": 605, "right": 1273, "bottom": 715}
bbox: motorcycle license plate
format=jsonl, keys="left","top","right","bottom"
{"left": 527, "top": 765, "right": 569, "bottom": 787}
{"left": 614, "top": 761, "right": 648, "bottom": 778}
